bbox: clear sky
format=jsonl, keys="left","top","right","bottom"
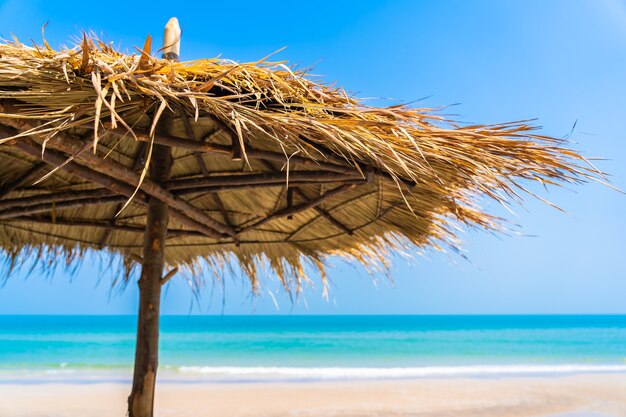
{"left": 0, "top": 0, "right": 624, "bottom": 315}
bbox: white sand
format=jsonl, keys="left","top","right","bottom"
{"left": 1, "top": 374, "right": 626, "bottom": 417}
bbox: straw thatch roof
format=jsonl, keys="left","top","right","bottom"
{"left": 0, "top": 35, "right": 599, "bottom": 291}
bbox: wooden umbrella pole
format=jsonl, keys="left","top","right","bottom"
{"left": 128, "top": 17, "right": 180, "bottom": 417}
{"left": 128, "top": 142, "right": 171, "bottom": 417}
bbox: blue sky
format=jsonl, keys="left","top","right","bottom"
{"left": 0, "top": 0, "right": 625, "bottom": 315}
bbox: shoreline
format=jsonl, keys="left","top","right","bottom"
{"left": 2, "top": 366, "right": 626, "bottom": 385}
{"left": 1, "top": 375, "right": 625, "bottom": 417}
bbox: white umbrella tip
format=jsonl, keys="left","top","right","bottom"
{"left": 163, "top": 17, "right": 181, "bottom": 61}
{"left": 165, "top": 17, "right": 180, "bottom": 32}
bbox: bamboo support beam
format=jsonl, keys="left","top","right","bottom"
{"left": 5, "top": 216, "right": 203, "bottom": 237}
{"left": 0, "top": 195, "right": 129, "bottom": 220}
{"left": 0, "top": 124, "right": 146, "bottom": 202}
{"left": 193, "top": 152, "right": 209, "bottom": 176}
{"left": 230, "top": 131, "right": 243, "bottom": 162}
{"left": 210, "top": 193, "right": 233, "bottom": 228}
{"left": 293, "top": 188, "right": 353, "bottom": 235}
{"left": 132, "top": 143, "right": 149, "bottom": 172}
{"left": 0, "top": 188, "right": 117, "bottom": 211}
{"left": 97, "top": 221, "right": 115, "bottom": 248}
{"left": 246, "top": 147, "right": 354, "bottom": 173}
{"left": 256, "top": 159, "right": 353, "bottom": 235}
{"left": 239, "top": 183, "right": 356, "bottom": 233}
{"left": 99, "top": 120, "right": 369, "bottom": 176}
{"left": 174, "top": 177, "right": 369, "bottom": 196}
{"left": 288, "top": 198, "right": 401, "bottom": 243}
{"left": 0, "top": 174, "right": 370, "bottom": 214}
{"left": 160, "top": 267, "right": 178, "bottom": 286}
{"left": 122, "top": 126, "right": 354, "bottom": 174}
{"left": 166, "top": 170, "right": 365, "bottom": 191}
{"left": 0, "top": 163, "right": 48, "bottom": 199}
{"left": 10, "top": 138, "right": 149, "bottom": 201}
{"left": 286, "top": 187, "right": 294, "bottom": 220}
{"left": 106, "top": 126, "right": 231, "bottom": 154}
{"left": 205, "top": 115, "right": 244, "bottom": 163}
{"left": 206, "top": 115, "right": 358, "bottom": 174}
{"left": 297, "top": 134, "right": 417, "bottom": 188}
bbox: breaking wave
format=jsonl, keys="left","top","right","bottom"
{"left": 176, "top": 364, "right": 626, "bottom": 380}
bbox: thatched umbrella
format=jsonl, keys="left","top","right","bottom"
{"left": 0, "top": 18, "right": 600, "bottom": 417}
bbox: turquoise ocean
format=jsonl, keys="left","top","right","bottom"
{"left": 1, "top": 315, "right": 625, "bottom": 383}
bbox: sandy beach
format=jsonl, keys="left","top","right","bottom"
{"left": 1, "top": 374, "right": 625, "bottom": 417}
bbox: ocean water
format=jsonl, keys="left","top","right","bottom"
{"left": 0, "top": 315, "right": 625, "bottom": 383}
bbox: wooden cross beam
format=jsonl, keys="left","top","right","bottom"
{"left": 238, "top": 183, "right": 356, "bottom": 234}
{"left": 0, "top": 195, "right": 128, "bottom": 220}
{"left": 0, "top": 188, "right": 116, "bottom": 211}
{"left": 123, "top": 126, "right": 355, "bottom": 174}
{"left": 256, "top": 159, "right": 353, "bottom": 236}
{"left": 0, "top": 163, "right": 48, "bottom": 199}
{"left": 5, "top": 216, "right": 204, "bottom": 238}
{"left": 173, "top": 177, "right": 368, "bottom": 196}
{"left": 166, "top": 170, "right": 366, "bottom": 191}
{"left": 293, "top": 188, "right": 353, "bottom": 235}
{"left": 0, "top": 173, "right": 370, "bottom": 215}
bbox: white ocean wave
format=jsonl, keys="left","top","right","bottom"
{"left": 43, "top": 369, "right": 77, "bottom": 375}
{"left": 176, "top": 364, "right": 626, "bottom": 379}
